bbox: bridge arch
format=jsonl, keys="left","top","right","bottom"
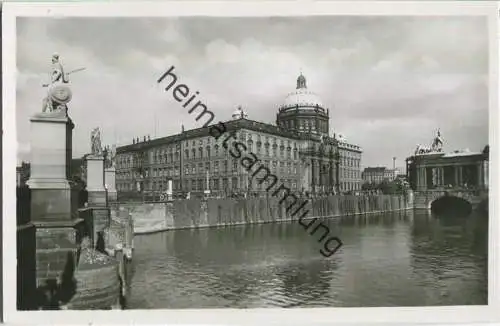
{"left": 429, "top": 194, "right": 473, "bottom": 217}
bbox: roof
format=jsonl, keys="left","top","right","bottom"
{"left": 442, "top": 151, "right": 483, "bottom": 158}
{"left": 116, "top": 118, "right": 350, "bottom": 153}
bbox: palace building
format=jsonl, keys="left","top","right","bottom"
{"left": 115, "top": 74, "right": 362, "bottom": 198}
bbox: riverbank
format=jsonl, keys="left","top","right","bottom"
{"left": 117, "top": 194, "right": 414, "bottom": 235}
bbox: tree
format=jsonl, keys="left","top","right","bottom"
{"left": 361, "top": 182, "right": 374, "bottom": 191}
{"left": 378, "top": 180, "right": 399, "bottom": 195}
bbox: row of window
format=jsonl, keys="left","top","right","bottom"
{"left": 278, "top": 119, "right": 329, "bottom": 133}
{"left": 116, "top": 161, "right": 301, "bottom": 180}
{"left": 116, "top": 165, "right": 361, "bottom": 181}
{"left": 184, "top": 134, "right": 299, "bottom": 147}
{"left": 116, "top": 179, "right": 360, "bottom": 193}
{"left": 340, "top": 157, "right": 361, "bottom": 168}
{"left": 116, "top": 178, "right": 299, "bottom": 192}
{"left": 117, "top": 136, "right": 361, "bottom": 169}
{"left": 341, "top": 169, "right": 361, "bottom": 179}
{"left": 182, "top": 144, "right": 299, "bottom": 161}
{"left": 340, "top": 182, "right": 361, "bottom": 191}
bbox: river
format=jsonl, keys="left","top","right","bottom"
{"left": 126, "top": 209, "right": 488, "bottom": 308}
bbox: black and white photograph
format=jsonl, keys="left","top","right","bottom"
{"left": 3, "top": 1, "right": 499, "bottom": 324}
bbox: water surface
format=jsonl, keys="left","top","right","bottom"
{"left": 127, "top": 210, "right": 488, "bottom": 308}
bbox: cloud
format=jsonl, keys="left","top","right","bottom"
{"left": 15, "top": 16, "right": 489, "bottom": 168}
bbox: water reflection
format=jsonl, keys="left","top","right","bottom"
{"left": 128, "top": 209, "right": 488, "bottom": 309}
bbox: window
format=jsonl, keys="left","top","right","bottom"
{"left": 199, "top": 148, "right": 203, "bottom": 158}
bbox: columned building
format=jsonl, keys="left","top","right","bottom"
{"left": 406, "top": 145, "right": 489, "bottom": 192}
{"left": 115, "top": 73, "right": 363, "bottom": 198}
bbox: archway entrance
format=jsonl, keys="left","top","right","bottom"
{"left": 430, "top": 196, "right": 472, "bottom": 217}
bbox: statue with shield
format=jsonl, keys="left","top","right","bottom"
{"left": 41, "top": 53, "right": 85, "bottom": 114}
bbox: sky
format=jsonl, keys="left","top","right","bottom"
{"left": 16, "top": 16, "right": 489, "bottom": 168}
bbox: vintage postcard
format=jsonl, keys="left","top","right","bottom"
{"left": 3, "top": 1, "right": 499, "bottom": 325}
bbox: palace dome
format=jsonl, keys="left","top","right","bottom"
{"left": 280, "top": 73, "right": 324, "bottom": 111}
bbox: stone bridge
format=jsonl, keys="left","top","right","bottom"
{"left": 414, "top": 189, "right": 488, "bottom": 210}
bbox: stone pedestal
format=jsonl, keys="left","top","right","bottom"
{"left": 25, "top": 111, "right": 82, "bottom": 290}
{"left": 86, "top": 155, "right": 107, "bottom": 207}
{"left": 26, "top": 112, "right": 77, "bottom": 221}
{"left": 105, "top": 166, "right": 117, "bottom": 203}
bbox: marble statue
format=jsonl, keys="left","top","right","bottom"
{"left": 415, "top": 130, "right": 444, "bottom": 155}
{"left": 415, "top": 144, "right": 432, "bottom": 155}
{"left": 41, "top": 53, "right": 85, "bottom": 114}
{"left": 431, "top": 129, "right": 443, "bottom": 152}
{"left": 104, "top": 144, "right": 117, "bottom": 168}
{"left": 90, "top": 127, "right": 103, "bottom": 156}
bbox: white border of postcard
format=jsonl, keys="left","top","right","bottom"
{"left": 3, "top": 1, "right": 500, "bottom": 325}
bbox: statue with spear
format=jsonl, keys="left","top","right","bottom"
{"left": 41, "top": 53, "right": 86, "bottom": 114}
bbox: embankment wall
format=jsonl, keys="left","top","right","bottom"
{"left": 119, "top": 194, "right": 413, "bottom": 234}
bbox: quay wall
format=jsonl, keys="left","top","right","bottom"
{"left": 119, "top": 194, "right": 413, "bottom": 234}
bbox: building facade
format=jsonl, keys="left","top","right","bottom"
{"left": 362, "top": 166, "right": 401, "bottom": 184}
{"left": 406, "top": 148, "right": 489, "bottom": 192}
{"left": 115, "top": 74, "right": 362, "bottom": 198}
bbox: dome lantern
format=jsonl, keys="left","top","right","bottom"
{"left": 296, "top": 73, "right": 307, "bottom": 89}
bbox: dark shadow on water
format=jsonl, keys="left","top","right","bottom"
{"left": 431, "top": 196, "right": 472, "bottom": 218}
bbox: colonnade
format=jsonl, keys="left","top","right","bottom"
{"left": 415, "top": 162, "right": 487, "bottom": 191}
